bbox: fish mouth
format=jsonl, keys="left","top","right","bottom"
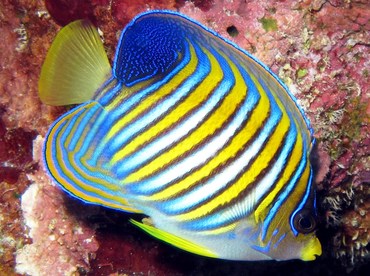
{"left": 301, "top": 237, "right": 322, "bottom": 261}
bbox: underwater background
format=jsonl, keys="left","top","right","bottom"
{"left": 0, "top": 0, "right": 368, "bottom": 275}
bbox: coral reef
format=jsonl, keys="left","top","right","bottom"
{"left": 15, "top": 136, "right": 100, "bottom": 275}
{"left": 0, "top": 0, "right": 368, "bottom": 275}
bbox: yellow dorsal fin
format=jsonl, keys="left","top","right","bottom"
{"left": 129, "top": 219, "right": 217, "bottom": 258}
{"left": 39, "top": 20, "right": 111, "bottom": 106}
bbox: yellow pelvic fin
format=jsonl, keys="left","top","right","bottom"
{"left": 39, "top": 20, "right": 111, "bottom": 106}
{"left": 129, "top": 219, "right": 217, "bottom": 258}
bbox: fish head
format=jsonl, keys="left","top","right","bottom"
{"left": 257, "top": 209, "right": 322, "bottom": 261}
{"left": 246, "top": 173, "right": 322, "bottom": 261}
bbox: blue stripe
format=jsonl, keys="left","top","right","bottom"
{"left": 50, "top": 139, "right": 121, "bottom": 204}
{"left": 108, "top": 40, "right": 207, "bottom": 155}
{"left": 75, "top": 105, "right": 106, "bottom": 161}
{"left": 114, "top": 47, "right": 234, "bottom": 176}
{"left": 59, "top": 108, "right": 89, "bottom": 152}
{"left": 92, "top": 47, "right": 207, "bottom": 172}
{"left": 289, "top": 169, "right": 314, "bottom": 236}
{"left": 127, "top": 59, "right": 264, "bottom": 196}
{"left": 149, "top": 94, "right": 281, "bottom": 214}
{"left": 51, "top": 115, "right": 119, "bottom": 189}
{"left": 261, "top": 144, "right": 307, "bottom": 240}
{"left": 97, "top": 79, "right": 123, "bottom": 106}
{"left": 157, "top": 100, "right": 281, "bottom": 214}
{"left": 179, "top": 115, "right": 296, "bottom": 230}
{"left": 90, "top": 41, "right": 194, "bottom": 167}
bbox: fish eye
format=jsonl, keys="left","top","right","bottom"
{"left": 293, "top": 209, "right": 317, "bottom": 234}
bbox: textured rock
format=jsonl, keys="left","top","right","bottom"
{"left": 15, "top": 136, "right": 100, "bottom": 276}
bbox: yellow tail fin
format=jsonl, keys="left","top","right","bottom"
{"left": 39, "top": 20, "right": 111, "bottom": 106}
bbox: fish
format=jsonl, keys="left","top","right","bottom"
{"left": 39, "top": 10, "right": 322, "bottom": 261}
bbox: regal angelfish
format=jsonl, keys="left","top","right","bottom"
{"left": 39, "top": 10, "right": 322, "bottom": 261}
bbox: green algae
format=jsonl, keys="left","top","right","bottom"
{"left": 259, "top": 17, "right": 278, "bottom": 32}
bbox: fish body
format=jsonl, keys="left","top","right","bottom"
{"left": 39, "top": 11, "right": 321, "bottom": 261}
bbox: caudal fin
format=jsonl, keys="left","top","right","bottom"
{"left": 39, "top": 20, "right": 111, "bottom": 106}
